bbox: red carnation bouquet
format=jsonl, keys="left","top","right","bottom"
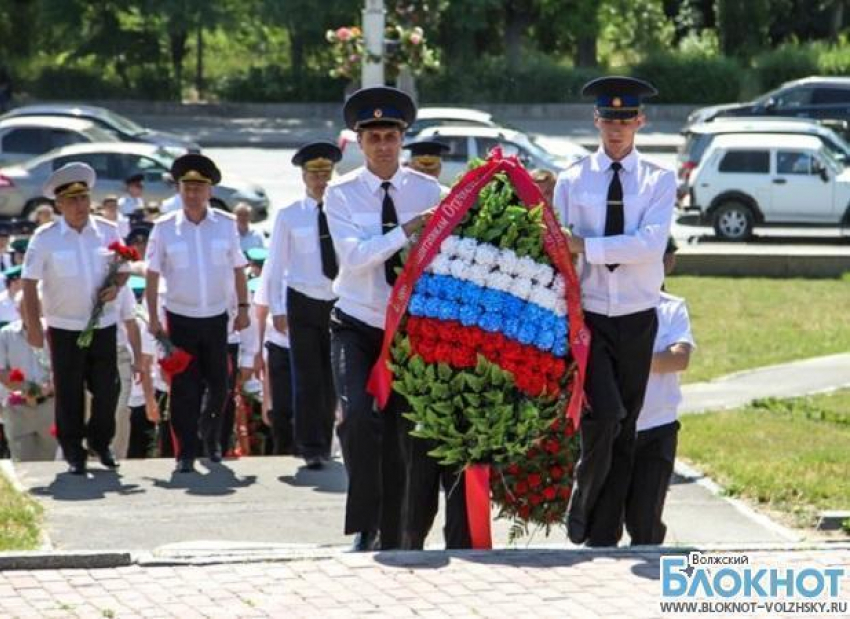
{"left": 491, "top": 414, "right": 580, "bottom": 540}
{"left": 77, "top": 241, "right": 140, "bottom": 348}
{"left": 155, "top": 333, "right": 193, "bottom": 381}
{"left": 5, "top": 367, "right": 49, "bottom": 408}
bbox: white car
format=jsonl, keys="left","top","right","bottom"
{"left": 683, "top": 133, "right": 850, "bottom": 240}
{"left": 0, "top": 116, "right": 119, "bottom": 167}
{"left": 336, "top": 107, "right": 506, "bottom": 175}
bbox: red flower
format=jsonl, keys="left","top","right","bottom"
{"left": 159, "top": 347, "right": 193, "bottom": 378}
{"left": 49, "top": 423, "right": 57, "bottom": 438}
{"left": 559, "top": 486, "right": 572, "bottom": 500}
{"left": 514, "top": 480, "right": 528, "bottom": 496}
{"left": 506, "top": 464, "right": 520, "bottom": 476}
{"left": 527, "top": 473, "right": 542, "bottom": 488}
{"left": 542, "top": 486, "right": 558, "bottom": 501}
{"left": 529, "top": 493, "right": 543, "bottom": 506}
{"left": 108, "top": 241, "right": 140, "bottom": 262}
{"left": 8, "top": 368, "right": 25, "bottom": 383}
{"left": 518, "top": 505, "right": 530, "bottom": 520}
{"left": 549, "top": 465, "right": 564, "bottom": 481}
{"left": 544, "top": 439, "right": 561, "bottom": 455}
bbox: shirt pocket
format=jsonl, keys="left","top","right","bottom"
{"left": 52, "top": 250, "right": 78, "bottom": 278}
{"left": 166, "top": 242, "right": 190, "bottom": 270}
{"left": 571, "top": 191, "right": 606, "bottom": 232}
{"left": 291, "top": 227, "right": 317, "bottom": 254}
{"left": 211, "top": 238, "right": 231, "bottom": 267}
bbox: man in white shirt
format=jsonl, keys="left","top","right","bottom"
{"left": 118, "top": 172, "right": 145, "bottom": 216}
{"left": 265, "top": 141, "right": 341, "bottom": 470}
{"left": 554, "top": 76, "right": 676, "bottom": 546}
{"left": 145, "top": 154, "right": 250, "bottom": 473}
{"left": 21, "top": 163, "right": 128, "bottom": 475}
{"left": 325, "top": 87, "right": 441, "bottom": 552}
{"left": 234, "top": 203, "right": 266, "bottom": 253}
{"left": 625, "top": 238, "right": 694, "bottom": 545}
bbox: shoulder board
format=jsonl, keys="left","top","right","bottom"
{"left": 329, "top": 168, "right": 361, "bottom": 188}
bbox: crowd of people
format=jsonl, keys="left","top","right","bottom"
{"left": 0, "top": 79, "right": 695, "bottom": 551}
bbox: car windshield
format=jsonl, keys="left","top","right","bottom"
{"left": 98, "top": 110, "right": 146, "bottom": 136}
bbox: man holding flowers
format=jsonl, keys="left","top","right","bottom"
{"left": 554, "top": 76, "right": 676, "bottom": 547}
{"left": 22, "top": 163, "right": 129, "bottom": 475}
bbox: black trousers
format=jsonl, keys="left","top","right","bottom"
{"left": 625, "top": 420, "right": 679, "bottom": 545}
{"left": 402, "top": 435, "right": 472, "bottom": 550}
{"left": 166, "top": 311, "right": 229, "bottom": 461}
{"left": 48, "top": 325, "right": 120, "bottom": 464}
{"left": 568, "top": 308, "right": 658, "bottom": 547}
{"left": 287, "top": 288, "right": 336, "bottom": 459}
{"left": 219, "top": 343, "right": 240, "bottom": 452}
{"left": 266, "top": 341, "right": 295, "bottom": 455}
{"left": 330, "top": 308, "right": 407, "bottom": 549}
{"left": 127, "top": 390, "right": 168, "bottom": 459}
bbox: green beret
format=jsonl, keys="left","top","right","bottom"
{"left": 246, "top": 247, "right": 268, "bottom": 265}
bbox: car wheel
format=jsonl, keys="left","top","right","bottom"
{"left": 712, "top": 201, "right": 754, "bottom": 241}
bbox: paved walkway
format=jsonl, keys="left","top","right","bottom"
{"left": 0, "top": 545, "right": 847, "bottom": 618}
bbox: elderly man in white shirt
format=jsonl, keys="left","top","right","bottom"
{"left": 21, "top": 162, "right": 129, "bottom": 475}
{"left": 325, "top": 87, "right": 445, "bottom": 552}
{"left": 554, "top": 76, "right": 676, "bottom": 547}
{"left": 145, "top": 153, "right": 250, "bottom": 474}
{"left": 265, "top": 141, "right": 341, "bottom": 470}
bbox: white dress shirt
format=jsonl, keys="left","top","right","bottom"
{"left": 115, "top": 285, "right": 137, "bottom": 356}
{"left": 325, "top": 166, "right": 441, "bottom": 329}
{"left": 239, "top": 228, "right": 266, "bottom": 253}
{"left": 554, "top": 147, "right": 676, "bottom": 317}
{"left": 265, "top": 196, "right": 337, "bottom": 317}
{"left": 22, "top": 216, "right": 123, "bottom": 330}
{"left": 118, "top": 195, "right": 144, "bottom": 216}
{"left": 252, "top": 268, "right": 289, "bottom": 348}
{"left": 0, "top": 320, "right": 51, "bottom": 384}
{"left": 0, "top": 290, "right": 19, "bottom": 324}
{"left": 636, "top": 292, "right": 696, "bottom": 432}
{"left": 145, "top": 207, "right": 248, "bottom": 318}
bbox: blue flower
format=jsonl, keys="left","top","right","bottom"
{"left": 415, "top": 273, "right": 434, "bottom": 296}
{"left": 503, "top": 317, "right": 521, "bottom": 339}
{"left": 503, "top": 295, "right": 525, "bottom": 317}
{"left": 481, "top": 288, "right": 504, "bottom": 313}
{"left": 518, "top": 323, "right": 537, "bottom": 345}
{"left": 522, "top": 303, "right": 543, "bottom": 325}
{"left": 437, "top": 299, "right": 459, "bottom": 321}
{"left": 479, "top": 311, "right": 503, "bottom": 332}
{"left": 431, "top": 275, "right": 453, "bottom": 299}
{"left": 443, "top": 278, "right": 464, "bottom": 301}
{"left": 553, "top": 317, "right": 568, "bottom": 340}
{"left": 462, "top": 282, "right": 484, "bottom": 308}
{"left": 553, "top": 338, "right": 568, "bottom": 357}
{"left": 424, "top": 296, "right": 442, "bottom": 318}
{"left": 409, "top": 293, "right": 427, "bottom": 316}
{"left": 459, "top": 303, "right": 481, "bottom": 327}
{"left": 536, "top": 328, "right": 555, "bottom": 351}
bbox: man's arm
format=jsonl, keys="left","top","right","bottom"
{"left": 126, "top": 317, "right": 143, "bottom": 378}
{"left": 264, "top": 210, "right": 290, "bottom": 332}
{"left": 21, "top": 279, "right": 44, "bottom": 348}
{"left": 233, "top": 267, "right": 250, "bottom": 331}
{"left": 650, "top": 341, "right": 692, "bottom": 374}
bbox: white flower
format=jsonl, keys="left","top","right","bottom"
{"left": 497, "top": 248, "right": 519, "bottom": 276}
{"left": 429, "top": 253, "right": 452, "bottom": 276}
{"left": 467, "top": 263, "right": 491, "bottom": 287}
{"left": 532, "top": 262, "right": 554, "bottom": 287}
{"left": 551, "top": 274, "right": 566, "bottom": 297}
{"left": 473, "top": 243, "right": 500, "bottom": 268}
{"left": 440, "top": 235, "right": 460, "bottom": 257}
{"left": 449, "top": 258, "right": 467, "bottom": 280}
{"left": 509, "top": 276, "right": 533, "bottom": 300}
{"left": 515, "top": 256, "right": 538, "bottom": 280}
{"left": 455, "top": 237, "right": 479, "bottom": 263}
{"left": 555, "top": 299, "right": 568, "bottom": 315}
{"left": 485, "top": 271, "right": 514, "bottom": 293}
{"left": 530, "top": 285, "right": 559, "bottom": 314}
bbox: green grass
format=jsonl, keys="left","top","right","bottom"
{"left": 678, "top": 389, "right": 850, "bottom": 527}
{"left": 666, "top": 276, "right": 850, "bottom": 383}
{"left": 0, "top": 470, "right": 43, "bottom": 551}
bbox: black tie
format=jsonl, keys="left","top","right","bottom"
{"left": 604, "top": 161, "right": 624, "bottom": 272}
{"left": 316, "top": 202, "right": 338, "bottom": 280}
{"left": 381, "top": 181, "right": 402, "bottom": 286}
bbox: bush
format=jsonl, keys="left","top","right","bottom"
{"left": 27, "top": 66, "right": 123, "bottom": 100}
{"left": 630, "top": 52, "right": 742, "bottom": 104}
{"left": 214, "top": 65, "right": 349, "bottom": 102}
{"left": 752, "top": 44, "right": 818, "bottom": 92}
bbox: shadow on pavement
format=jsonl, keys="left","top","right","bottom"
{"left": 278, "top": 460, "right": 347, "bottom": 494}
{"left": 146, "top": 462, "right": 257, "bottom": 496}
{"left": 29, "top": 469, "right": 145, "bottom": 501}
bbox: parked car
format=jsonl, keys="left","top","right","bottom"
{"left": 681, "top": 133, "right": 850, "bottom": 240}
{"left": 0, "top": 116, "right": 119, "bottom": 167}
{"left": 0, "top": 142, "right": 269, "bottom": 220}
{"left": 677, "top": 117, "right": 850, "bottom": 198}
{"left": 0, "top": 104, "right": 200, "bottom": 155}
{"left": 336, "top": 106, "right": 510, "bottom": 174}
{"left": 684, "top": 76, "right": 850, "bottom": 130}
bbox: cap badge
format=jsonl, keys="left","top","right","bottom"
{"left": 612, "top": 97, "right": 622, "bottom": 108}
{"left": 374, "top": 108, "right": 383, "bottom": 118}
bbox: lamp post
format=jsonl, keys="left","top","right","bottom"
{"left": 362, "top": 0, "right": 385, "bottom": 87}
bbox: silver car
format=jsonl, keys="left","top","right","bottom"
{"left": 0, "top": 142, "right": 269, "bottom": 220}
{"left": 0, "top": 116, "right": 119, "bottom": 167}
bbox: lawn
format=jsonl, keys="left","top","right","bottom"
{"left": 665, "top": 275, "right": 850, "bottom": 383}
{"left": 0, "top": 469, "right": 43, "bottom": 551}
{"left": 678, "top": 389, "right": 850, "bottom": 529}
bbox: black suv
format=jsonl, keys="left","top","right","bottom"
{"left": 684, "top": 77, "right": 850, "bottom": 133}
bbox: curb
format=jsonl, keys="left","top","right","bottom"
{"left": 0, "top": 551, "right": 132, "bottom": 571}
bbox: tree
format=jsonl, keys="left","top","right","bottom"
{"left": 716, "top": 0, "right": 770, "bottom": 58}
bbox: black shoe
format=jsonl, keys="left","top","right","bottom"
{"left": 305, "top": 456, "right": 323, "bottom": 470}
{"left": 175, "top": 459, "right": 195, "bottom": 473}
{"left": 567, "top": 515, "right": 587, "bottom": 545}
{"left": 96, "top": 449, "right": 119, "bottom": 469}
{"left": 67, "top": 461, "right": 86, "bottom": 475}
{"left": 350, "top": 531, "right": 379, "bottom": 552}
{"left": 205, "top": 440, "right": 222, "bottom": 463}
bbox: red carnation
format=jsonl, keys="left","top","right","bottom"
{"left": 518, "top": 505, "right": 531, "bottom": 520}
{"left": 527, "top": 473, "right": 542, "bottom": 488}
{"left": 527, "top": 447, "right": 540, "bottom": 459}
{"left": 506, "top": 463, "right": 520, "bottom": 476}
{"left": 108, "top": 241, "right": 140, "bottom": 262}
{"left": 49, "top": 423, "right": 58, "bottom": 438}
{"left": 8, "top": 368, "right": 25, "bottom": 383}
{"left": 549, "top": 465, "right": 564, "bottom": 481}
{"left": 159, "top": 347, "right": 193, "bottom": 379}
{"left": 545, "top": 439, "right": 561, "bottom": 454}
{"left": 542, "top": 486, "right": 558, "bottom": 501}
{"left": 529, "top": 493, "right": 543, "bottom": 506}
{"left": 559, "top": 486, "right": 572, "bottom": 500}
{"left": 514, "top": 480, "right": 529, "bottom": 495}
